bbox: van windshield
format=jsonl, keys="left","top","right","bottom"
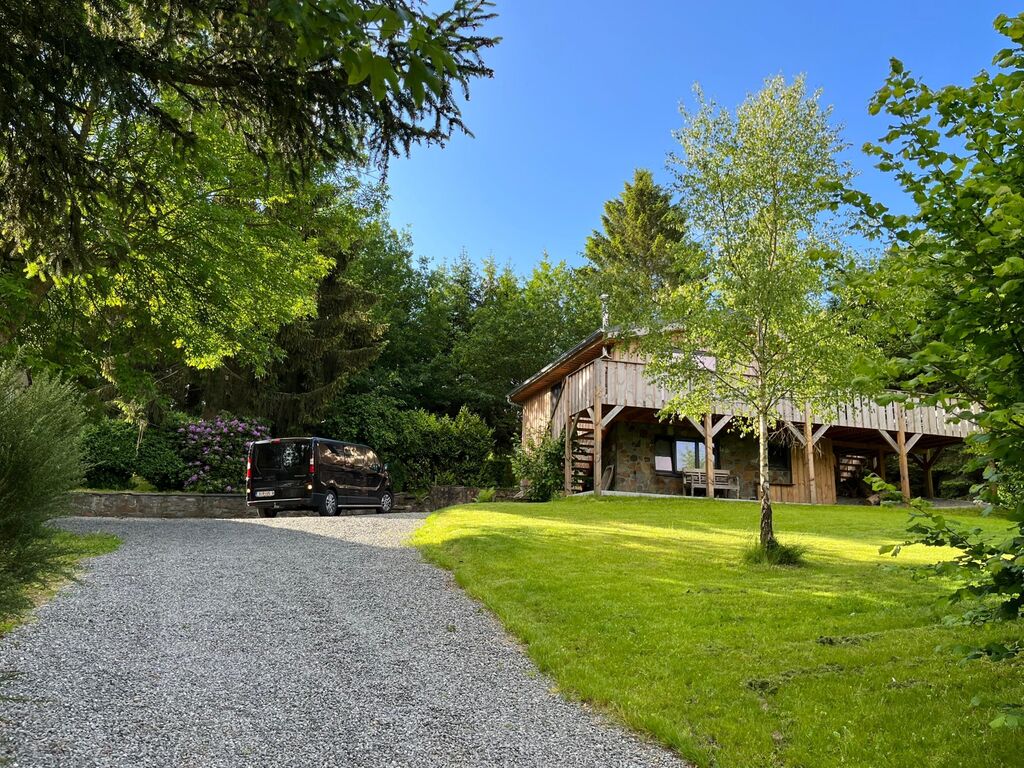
{"left": 252, "top": 441, "right": 311, "bottom": 478}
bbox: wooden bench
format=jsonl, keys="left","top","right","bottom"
{"left": 683, "top": 469, "right": 740, "bottom": 499}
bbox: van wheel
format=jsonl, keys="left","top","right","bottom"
{"left": 258, "top": 509, "right": 278, "bottom": 519}
{"left": 378, "top": 490, "right": 394, "bottom": 514}
{"left": 319, "top": 491, "right": 338, "bottom": 517}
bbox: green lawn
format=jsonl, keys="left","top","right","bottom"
{"left": 0, "top": 530, "right": 121, "bottom": 637}
{"left": 413, "top": 497, "right": 1023, "bottom": 768}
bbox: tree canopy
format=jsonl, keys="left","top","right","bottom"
{"left": 615, "top": 76, "right": 865, "bottom": 548}
{"left": 845, "top": 13, "right": 1024, "bottom": 628}
{"left": 0, "top": 0, "right": 497, "bottom": 270}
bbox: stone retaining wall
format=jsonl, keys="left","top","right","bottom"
{"left": 70, "top": 486, "right": 521, "bottom": 519}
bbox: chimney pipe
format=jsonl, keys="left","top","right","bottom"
{"left": 600, "top": 293, "right": 609, "bottom": 330}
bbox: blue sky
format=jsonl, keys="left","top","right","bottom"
{"left": 385, "top": 1, "right": 1008, "bottom": 272}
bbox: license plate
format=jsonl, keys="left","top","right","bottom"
{"left": 255, "top": 490, "right": 275, "bottom": 498}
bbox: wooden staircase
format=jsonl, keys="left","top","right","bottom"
{"left": 836, "top": 451, "right": 879, "bottom": 497}
{"left": 570, "top": 413, "right": 596, "bottom": 493}
{"left": 838, "top": 452, "right": 873, "bottom": 482}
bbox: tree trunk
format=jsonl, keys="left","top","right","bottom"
{"left": 758, "top": 411, "right": 776, "bottom": 549}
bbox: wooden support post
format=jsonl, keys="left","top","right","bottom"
{"left": 877, "top": 449, "right": 887, "bottom": 482}
{"left": 803, "top": 403, "right": 817, "bottom": 505}
{"left": 593, "top": 359, "right": 603, "bottom": 497}
{"left": 923, "top": 449, "right": 935, "bottom": 499}
{"left": 897, "top": 405, "right": 911, "bottom": 501}
{"left": 563, "top": 387, "right": 572, "bottom": 494}
{"left": 704, "top": 412, "right": 715, "bottom": 499}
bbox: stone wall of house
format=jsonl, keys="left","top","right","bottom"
{"left": 607, "top": 421, "right": 800, "bottom": 500}
{"left": 69, "top": 486, "right": 521, "bottom": 519}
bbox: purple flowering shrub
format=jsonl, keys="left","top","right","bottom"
{"left": 178, "top": 414, "right": 270, "bottom": 493}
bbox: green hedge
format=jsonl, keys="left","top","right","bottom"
{"left": 323, "top": 394, "right": 498, "bottom": 491}
{"left": 81, "top": 419, "right": 137, "bottom": 489}
{"left": 82, "top": 402, "right": 499, "bottom": 494}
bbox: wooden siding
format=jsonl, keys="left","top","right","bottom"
{"left": 583, "top": 358, "right": 975, "bottom": 440}
{"left": 521, "top": 389, "right": 552, "bottom": 447}
{"left": 773, "top": 439, "right": 837, "bottom": 504}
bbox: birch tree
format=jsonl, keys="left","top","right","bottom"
{"left": 642, "top": 75, "right": 865, "bottom": 549}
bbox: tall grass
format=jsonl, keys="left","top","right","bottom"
{"left": 0, "top": 362, "right": 88, "bottom": 620}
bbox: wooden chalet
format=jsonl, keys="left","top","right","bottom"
{"left": 508, "top": 329, "right": 976, "bottom": 503}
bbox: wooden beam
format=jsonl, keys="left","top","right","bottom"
{"left": 684, "top": 415, "right": 705, "bottom": 438}
{"left": 804, "top": 403, "right": 817, "bottom": 504}
{"left": 711, "top": 414, "right": 732, "bottom": 437}
{"left": 704, "top": 412, "right": 715, "bottom": 499}
{"left": 783, "top": 420, "right": 807, "bottom": 447}
{"left": 563, "top": 400, "right": 574, "bottom": 494}
{"left": 910, "top": 444, "right": 946, "bottom": 470}
{"left": 593, "top": 359, "right": 603, "bottom": 498}
{"left": 601, "top": 404, "right": 624, "bottom": 430}
{"left": 905, "top": 432, "right": 923, "bottom": 452}
{"left": 877, "top": 429, "right": 899, "bottom": 453}
{"left": 811, "top": 424, "right": 829, "bottom": 445}
{"left": 897, "top": 406, "right": 911, "bottom": 501}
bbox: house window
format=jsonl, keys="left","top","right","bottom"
{"left": 654, "top": 437, "right": 720, "bottom": 474}
{"left": 654, "top": 439, "right": 673, "bottom": 473}
{"left": 768, "top": 442, "right": 793, "bottom": 485}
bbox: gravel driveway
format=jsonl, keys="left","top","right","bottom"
{"left": 0, "top": 515, "right": 686, "bottom": 767}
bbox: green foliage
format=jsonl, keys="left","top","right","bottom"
{"left": 454, "top": 255, "right": 601, "bottom": 444}
{"left": 848, "top": 15, "right": 1024, "bottom": 501}
{"left": 475, "top": 488, "right": 497, "bottom": 503}
{"left": 81, "top": 419, "right": 138, "bottom": 490}
{"left": 12, "top": 108, "right": 346, "bottom": 413}
{"left": 81, "top": 416, "right": 188, "bottom": 491}
{"left": 179, "top": 415, "right": 270, "bottom": 494}
{"left": 0, "top": 362, "right": 88, "bottom": 620}
{"left": 1, "top": 0, "right": 497, "bottom": 275}
{"left": 341, "top": 249, "right": 599, "bottom": 450}
{"left": 511, "top": 432, "right": 564, "bottom": 502}
{"left": 871, "top": 474, "right": 1024, "bottom": 626}
{"left": 187, "top": 179, "right": 387, "bottom": 433}
{"left": 324, "top": 393, "right": 495, "bottom": 490}
{"left": 741, "top": 541, "right": 807, "bottom": 567}
{"left": 585, "top": 168, "right": 703, "bottom": 327}
{"left": 849, "top": 15, "right": 1024, "bottom": 640}
{"left": 615, "top": 75, "right": 866, "bottom": 546}
{"left": 135, "top": 425, "right": 188, "bottom": 491}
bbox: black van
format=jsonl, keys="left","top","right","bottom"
{"left": 246, "top": 437, "right": 394, "bottom": 518}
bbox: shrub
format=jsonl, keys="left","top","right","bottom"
{"left": 512, "top": 432, "right": 564, "bottom": 502}
{"left": 741, "top": 541, "right": 808, "bottom": 567}
{"left": 0, "top": 362, "right": 88, "bottom": 619}
{"left": 324, "top": 393, "right": 496, "bottom": 491}
{"left": 135, "top": 423, "right": 188, "bottom": 491}
{"left": 81, "top": 418, "right": 137, "bottom": 489}
{"left": 179, "top": 414, "right": 270, "bottom": 493}
{"left": 475, "top": 488, "right": 497, "bottom": 503}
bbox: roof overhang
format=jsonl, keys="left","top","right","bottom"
{"left": 507, "top": 328, "right": 612, "bottom": 405}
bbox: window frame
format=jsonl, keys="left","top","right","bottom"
{"left": 767, "top": 441, "right": 794, "bottom": 485}
{"left": 654, "top": 436, "right": 720, "bottom": 476}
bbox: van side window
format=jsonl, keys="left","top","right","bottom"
{"left": 366, "top": 450, "right": 380, "bottom": 471}
{"left": 351, "top": 446, "right": 371, "bottom": 469}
